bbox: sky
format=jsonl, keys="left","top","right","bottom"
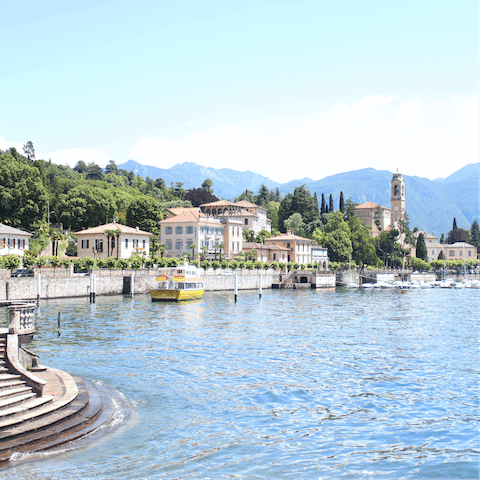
{"left": 0, "top": 0, "right": 478, "bottom": 184}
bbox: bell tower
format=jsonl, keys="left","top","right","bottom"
{"left": 390, "top": 171, "right": 405, "bottom": 225}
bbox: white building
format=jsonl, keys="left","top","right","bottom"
{"left": 235, "top": 200, "right": 272, "bottom": 234}
{"left": 0, "top": 224, "right": 32, "bottom": 258}
{"left": 159, "top": 209, "right": 225, "bottom": 257}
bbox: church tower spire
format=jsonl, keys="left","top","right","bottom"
{"left": 390, "top": 171, "right": 405, "bottom": 225}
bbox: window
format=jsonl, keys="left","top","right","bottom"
{"left": 165, "top": 227, "right": 172, "bottom": 234}
{"left": 176, "top": 226, "right": 183, "bottom": 234}
{"left": 0, "top": 238, "right": 4, "bottom": 248}
{"left": 232, "top": 241, "right": 234, "bottom": 251}
{"left": 287, "top": 243, "right": 290, "bottom": 249}
{"left": 95, "top": 239, "right": 103, "bottom": 253}
{"left": 460, "top": 251, "right": 462, "bottom": 257}
{"left": 200, "top": 226, "right": 205, "bottom": 233}
{"left": 245, "top": 219, "right": 248, "bottom": 225}
{"left": 125, "top": 239, "right": 128, "bottom": 249}
{"left": 175, "top": 241, "right": 183, "bottom": 250}
{"left": 187, "top": 240, "right": 193, "bottom": 248}
{"left": 273, "top": 253, "right": 276, "bottom": 260}
{"left": 81, "top": 239, "right": 90, "bottom": 249}
{"left": 468, "top": 250, "right": 472, "bottom": 257}
{"left": 112, "top": 237, "right": 115, "bottom": 249}
{"left": 166, "top": 241, "right": 172, "bottom": 250}
{"left": 12, "top": 239, "right": 16, "bottom": 248}
{"left": 143, "top": 239, "right": 146, "bottom": 249}
{"left": 449, "top": 250, "right": 454, "bottom": 257}
{"left": 186, "top": 226, "right": 193, "bottom": 234}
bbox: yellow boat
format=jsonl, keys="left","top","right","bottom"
{"left": 150, "top": 263, "right": 204, "bottom": 301}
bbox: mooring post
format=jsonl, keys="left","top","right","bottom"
{"left": 131, "top": 271, "right": 135, "bottom": 296}
{"left": 37, "top": 272, "right": 41, "bottom": 306}
{"left": 92, "top": 272, "right": 96, "bottom": 303}
{"left": 89, "top": 273, "right": 93, "bottom": 303}
{"left": 234, "top": 272, "right": 238, "bottom": 303}
{"left": 57, "top": 311, "right": 61, "bottom": 335}
{"left": 259, "top": 272, "right": 262, "bottom": 299}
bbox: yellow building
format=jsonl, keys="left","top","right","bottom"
{"left": 265, "top": 230, "right": 313, "bottom": 264}
{"left": 74, "top": 222, "right": 152, "bottom": 260}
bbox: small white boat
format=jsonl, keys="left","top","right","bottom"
{"left": 347, "top": 282, "right": 359, "bottom": 289}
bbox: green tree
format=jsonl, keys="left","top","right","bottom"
{"left": 328, "top": 194, "right": 334, "bottom": 213}
{"left": 470, "top": 219, "right": 480, "bottom": 252}
{"left": 201, "top": 178, "right": 214, "bottom": 193}
{"left": 125, "top": 197, "right": 163, "bottom": 234}
{"left": 416, "top": 233, "right": 428, "bottom": 261}
{"left": 48, "top": 255, "right": 62, "bottom": 275}
{"left": 284, "top": 213, "right": 305, "bottom": 236}
{"left": 84, "top": 256, "right": 96, "bottom": 271}
{"left": 446, "top": 227, "right": 471, "bottom": 244}
{"left": 373, "top": 206, "right": 383, "bottom": 232}
{"left": 35, "top": 256, "right": 47, "bottom": 270}
{"left": 320, "top": 194, "right": 326, "bottom": 215}
{"left": 23, "top": 253, "right": 37, "bottom": 270}
{"left": 22, "top": 141, "right": 35, "bottom": 161}
{"left": 0, "top": 154, "right": 48, "bottom": 229}
{"left": 130, "top": 255, "right": 143, "bottom": 270}
{"left": 235, "top": 189, "right": 255, "bottom": 203}
{"left": 348, "top": 215, "right": 379, "bottom": 266}
{"left": 312, "top": 211, "right": 352, "bottom": 262}
{"left": 3, "top": 254, "right": 21, "bottom": 272}
{"left": 339, "top": 191, "right": 345, "bottom": 213}
{"left": 254, "top": 185, "right": 270, "bottom": 207}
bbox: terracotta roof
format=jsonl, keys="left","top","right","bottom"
{"left": 200, "top": 200, "right": 236, "bottom": 207}
{"left": 356, "top": 201, "right": 389, "bottom": 210}
{"left": 159, "top": 211, "right": 221, "bottom": 225}
{"left": 166, "top": 207, "right": 200, "bottom": 217}
{"left": 243, "top": 242, "right": 289, "bottom": 251}
{"left": 265, "top": 231, "right": 312, "bottom": 242}
{"left": 74, "top": 222, "right": 152, "bottom": 236}
{"left": 0, "top": 224, "right": 32, "bottom": 236}
{"left": 235, "top": 200, "right": 266, "bottom": 210}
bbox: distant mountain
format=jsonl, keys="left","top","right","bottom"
{"left": 118, "top": 160, "right": 479, "bottom": 238}
{"left": 119, "top": 160, "right": 280, "bottom": 199}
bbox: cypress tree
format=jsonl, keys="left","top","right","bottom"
{"left": 416, "top": 233, "right": 428, "bottom": 261}
{"left": 339, "top": 191, "right": 345, "bottom": 213}
{"left": 328, "top": 194, "right": 334, "bottom": 213}
{"left": 312, "top": 192, "right": 320, "bottom": 220}
{"left": 453, "top": 218, "right": 457, "bottom": 230}
{"left": 321, "top": 194, "right": 326, "bottom": 215}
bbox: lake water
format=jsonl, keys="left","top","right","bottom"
{"left": 1, "top": 287, "right": 479, "bottom": 479}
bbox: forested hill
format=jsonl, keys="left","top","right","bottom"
{"left": 121, "top": 159, "right": 479, "bottom": 236}
{"left": 0, "top": 146, "right": 477, "bottom": 240}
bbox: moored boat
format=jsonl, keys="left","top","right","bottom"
{"left": 150, "top": 263, "right": 204, "bottom": 301}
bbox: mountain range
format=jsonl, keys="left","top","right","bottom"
{"left": 118, "top": 160, "right": 479, "bottom": 238}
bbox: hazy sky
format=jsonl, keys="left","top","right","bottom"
{"left": 1, "top": 0, "right": 477, "bottom": 183}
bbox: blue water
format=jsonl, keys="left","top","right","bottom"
{"left": 1, "top": 288, "right": 479, "bottom": 479}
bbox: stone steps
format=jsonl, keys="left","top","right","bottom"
{"left": 0, "top": 376, "right": 107, "bottom": 461}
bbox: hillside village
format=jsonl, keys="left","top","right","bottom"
{"left": 0, "top": 147, "right": 479, "bottom": 273}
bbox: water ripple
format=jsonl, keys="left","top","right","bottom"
{"left": 2, "top": 288, "right": 479, "bottom": 479}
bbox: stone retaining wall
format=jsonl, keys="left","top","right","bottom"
{"left": 0, "top": 268, "right": 281, "bottom": 301}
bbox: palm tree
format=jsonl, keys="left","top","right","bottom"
{"left": 189, "top": 243, "right": 197, "bottom": 262}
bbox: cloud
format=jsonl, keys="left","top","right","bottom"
{"left": 0, "top": 137, "right": 24, "bottom": 153}
{"left": 41, "top": 148, "right": 112, "bottom": 168}
{"left": 129, "top": 94, "right": 478, "bottom": 183}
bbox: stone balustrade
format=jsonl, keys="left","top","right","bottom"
{"left": 8, "top": 302, "right": 36, "bottom": 336}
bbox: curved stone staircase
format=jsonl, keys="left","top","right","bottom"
{"left": 0, "top": 333, "right": 119, "bottom": 462}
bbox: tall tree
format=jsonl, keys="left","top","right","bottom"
{"left": 22, "top": 141, "right": 35, "bottom": 161}
{"left": 0, "top": 153, "right": 48, "bottom": 229}
{"left": 339, "top": 191, "right": 345, "bottom": 213}
{"left": 284, "top": 213, "right": 305, "bottom": 236}
{"left": 452, "top": 218, "right": 457, "bottom": 230}
{"left": 201, "top": 178, "right": 214, "bottom": 194}
{"left": 312, "top": 192, "right": 320, "bottom": 221}
{"left": 125, "top": 197, "right": 163, "bottom": 235}
{"left": 254, "top": 184, "right": 270, "bottom": 207}
{"left": 320, "top": 193, "right": 326, "bottom": 215}
{"left": 470, "top": 220, "right": 480, "bottom": 252}
{"left": 416, "top": 233, "right": 428, "bottom": 261}
{"left": 312, "top": 211, "right": 352, "bottom": 262}
{"left": 328, "top": 194, "right": 334, "bottom": 213}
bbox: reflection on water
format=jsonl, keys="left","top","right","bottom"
{"left": 2, "top": 288, "right": 479, "bottom": 479}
